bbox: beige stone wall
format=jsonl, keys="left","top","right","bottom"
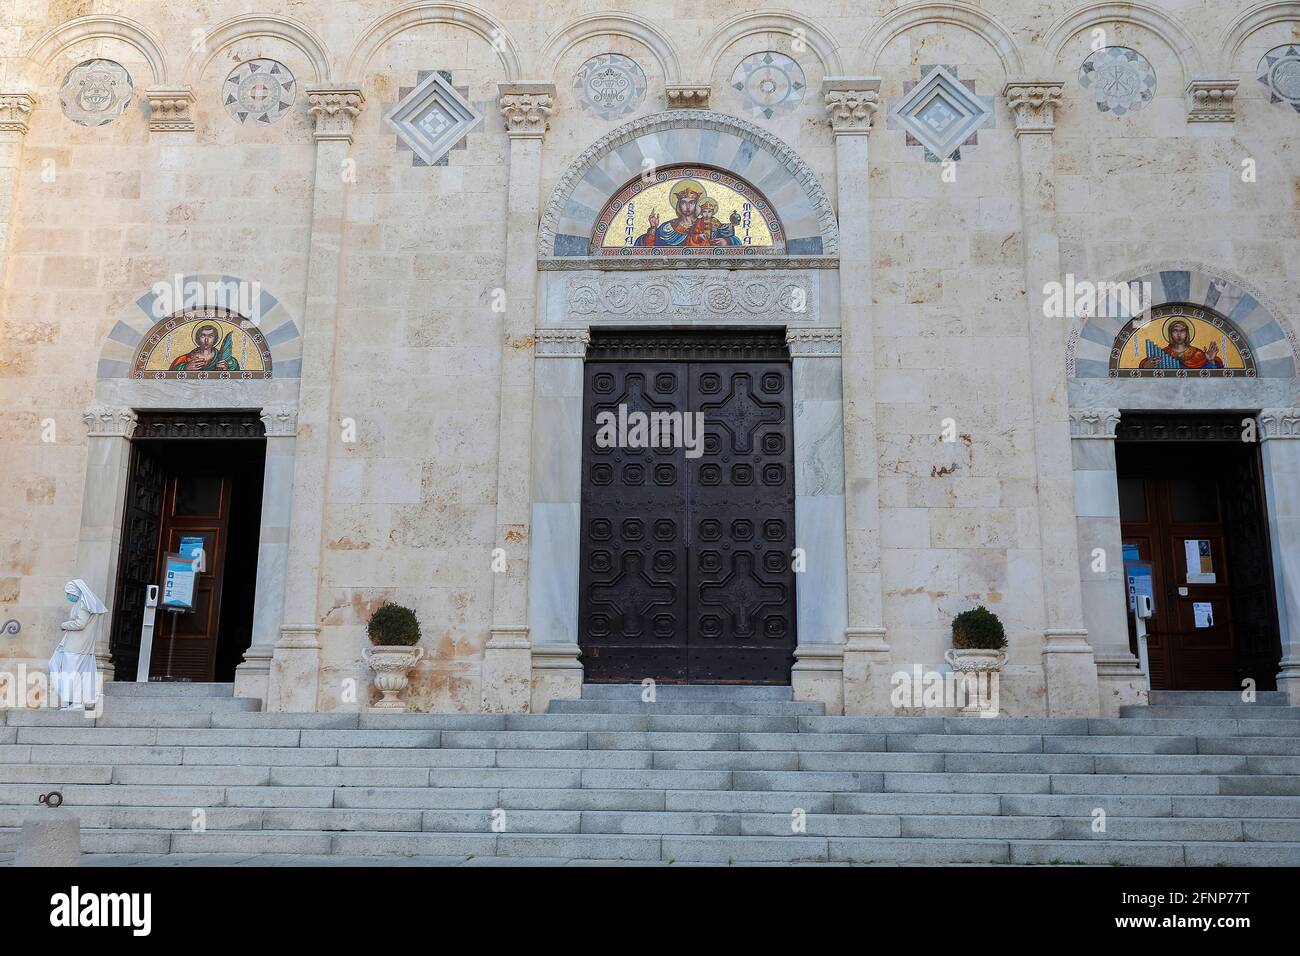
{"left": 0, "top": 1, "right": 1297, "bottom": 713}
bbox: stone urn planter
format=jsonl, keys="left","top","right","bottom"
{"left": 945, "top": 606, "right": 1008, "bottom": 717}
{"left": 364, "top": 603, "right": 423, "bottom": 713}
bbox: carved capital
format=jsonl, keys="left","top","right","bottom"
{"left": 145, "top": 86, "right": 196, "bottom": 132}
{"left": 534, "top": 328, "right": 590, "bottom": 358}
{"left": 83, "top": 405, "right": 137, "bottom": 438}
{"left": 0, "top": 92, "right": 36, "bottom": 135}
{"left": 1186, "top": 80, "right": 1238, "bottom": 123}
{"left": 1259, "top": 408, "right": 1300, "bottom": 440}
{"left": 666, "top": 84, "right": 710, "bottom": 110}
{"left": 1003, "top": 79, "right": 1065, "bottom": 136}
{"left": 822, "top": 77, "right": 882, "bottom": 135}
{"left": 499, "top": 81, "right": 555, "bottom": 139}
{"left": 785, "top": 327, "right": 842, "bottom": 357}
{"left": 260, "top": 405, "right": 299, "bottom": 437}
{"left": 306, "top": 85, "right": 365, "bottom": 143}
{"left": 1069, "top": 408, "right": 1121, "bottom": 439}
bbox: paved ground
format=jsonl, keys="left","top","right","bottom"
{"left": 0, "top": 853, "right": 1019, "bottom": 867}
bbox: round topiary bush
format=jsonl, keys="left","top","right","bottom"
{"left": 951, "top": 606, "right": 1007, "bottom": 650}
{"left": 367, "top": 602, "right": 421, "bottom": 646}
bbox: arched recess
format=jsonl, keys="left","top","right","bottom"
{"left": 538, "top": 110, "right": 838, "bottom": 258}
{"left": 1067, "top": 263, "right": 1298, "bottom": 379}
{"left": 701, "top": 10, "right": 845, "bottom": 78}
{"left": 98, "top": 275, "right": 302, "bottom": 380}
{"left": 1043, "top": 1, "right": 1204, "bottom": 84}
{"left": 861, "top": 2, "right": 1024, "bottom": 76}
{"left": 24, "top": 15, "right": 169, "bottom": 86}
{"left": 181, "top": 15, "right": 332, "bottom": 86}
{"left": 346, "top": 1, "right": 521, "bottom": 80}
{"left": 1220, "top": 1, "right": 1300, "bottom": 72}
{"left": 539, "top": 13, "right": 681, "bottom": 86}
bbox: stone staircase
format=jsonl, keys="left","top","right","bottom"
{"left": 2, "top": 683, "right": 1299, "bottom": 864}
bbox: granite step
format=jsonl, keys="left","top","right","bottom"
{"left": 580, "top": 684, "right": 794, "bottom": 702}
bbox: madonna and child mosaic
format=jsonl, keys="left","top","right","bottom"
{"left": 1109, "top": 306, "right": 1254, "bottom": 377}
{"left": 589, "top": 167, "right": 784, "bottom": 256}
{"left": 132, "top": 309, "right": 272, "bottom": 380}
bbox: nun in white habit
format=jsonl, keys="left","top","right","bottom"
{"left": 49, "top": 580, "right": 107, "bottom": 710}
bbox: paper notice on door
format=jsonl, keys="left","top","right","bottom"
{"left": 1193, "top": 602, "right": 1214, "bottom": 629}
{"left": 1184, "top": 539, "right": 1216, "bottom": 584}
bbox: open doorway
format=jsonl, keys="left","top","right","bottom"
{"left": 108, "top": 411, "right": 266, "bottom": 682}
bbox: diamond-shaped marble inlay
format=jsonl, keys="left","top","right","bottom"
{"left": 892, "top": 65, "right": 990, "bottom": 161}
{"left": 385, "top": 70, "right": 481, "bottom": 166}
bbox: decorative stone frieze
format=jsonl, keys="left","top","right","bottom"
{"left": 785, "top": 327, "right": 842, "bottom": 357}
{"left": 822, "top": 77, "right": 882, "bottom": 135}
{"left": 82, "top": 406, "right": 137, "bottom": 438}
{"left": 306, "top": 86, "right": 365, "bottom": 142}
{"left": 499, "top": 82, "right": 555, "bottom": 139}
{"left": 1003, "top": 80, "right": 1065, "bottom": 136}
{"left": 260, "top": 406, "right": 298, "bottom": 437}
{"left": 0, "top": 92, "right": 36, "bottom": 134}
{"left": 1186, "top": 80, "right": 1238, "bottom": 123}
{"left": 1259, "top": 408, "right": 1300, "bottom": 440}
{"left": 554, "top": 270, "right": 818, "bottom": 325}
{"left": 666, "top": 84, "right": 710, "bottom": 109}
{"left": 534, "top": 328, "right": 590, "bottom": 358}
{"left": 1069, "top": 408, "right": 1121, "bottom": 439}
{"left": 145, "top": 87, "right": 196, "bottom": 132}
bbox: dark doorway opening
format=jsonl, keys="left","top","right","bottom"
{"left": 1117, "top": 413, "right": 1281, "bottom": 690}
{"left": 578, "top": 329, "right": 797, "bottom": 684}
{"left": 109, "top": 411, "right": 266, "bottom": 682}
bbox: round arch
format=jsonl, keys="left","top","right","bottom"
{"left": 24, "top": 14, "right": 169, "bottom": 86}
{"left": 539, "top": 13, "right": 681, "bottom": 86}
{"left": 1219, "top": 1, "right": 1300, "bottom": 72}
{"left": 1067, "top": 262, "right": 1298, "bottom": 379}
{"left": 860, "top": 2, "right": 1024, "bottom": 76}
{"left": 1042, "top": 1, "right": 1205, "bottom": 84}
{"left": 181, "top": 14, "right": 333, "bottom": 86}
{"left": 345, "top": 1, "right": 521, "bottom": 81}
{"left": 701, "top": 10, "right": 845, "bottom": 78}
{"left": 537, "top": 109, "right": 838, "bottom": 258}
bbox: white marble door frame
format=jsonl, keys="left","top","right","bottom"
{"left": 526, "top": 281, "right": 848, "bottom": 711}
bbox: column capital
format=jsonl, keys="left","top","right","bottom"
{"left": 260, "top": 405, "right": 299, "bottom": 437}
{"left": 1259, "top": 408, "right": 1300, "bottom": 440}
{"left": 1186, "top": 79, "right": 1239, "bottom": 123}
{"left": 145, "top": 86, "right": 196, "bottom": 132}
{"left": 534, "top": 327, "right": 590, "bottom": 358}
{"left": 821, "top": 77, "right": 882, "bottom": 135}
{"left": 1002, "top": 79, "right": 1066, "bottom": 136}
{"left": 0, "top": 92, "right": 37, "bottom": 135}
{"left": 786, "top": 326, "right": 842, "bottom": 357}
{"left": 83, "top": 405, "right": 137, "bottom": 438}
{"left": 1069, "top": 408, "right": 1121, "bottom": 439}
{"left": 666, "top": 83, "right": 710, "bottom": 109}
{"left": 306, "top": 85, "right": 365, "bottom": 143}
{"left": 499, "top": 81, "right": 555, "bottom": 140}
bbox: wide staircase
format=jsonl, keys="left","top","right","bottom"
{"left": 2, "top": 683, "right": 1299, "bottom": 864}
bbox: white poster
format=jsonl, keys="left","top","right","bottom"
{"left": 1193, "top": 602, "right": 1214, "bottom": 629}
{"left": 1184, "top": 539, "right": 1216, "bottom": 584}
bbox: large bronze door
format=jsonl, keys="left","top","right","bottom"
{"left": 578, "top": 331, "right": 796, "bottom": 683}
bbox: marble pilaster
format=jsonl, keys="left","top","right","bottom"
{"left": 1260, "top": 409, "right": 1300, "bottom": 704}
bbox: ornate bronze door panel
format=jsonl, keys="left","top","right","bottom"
{"left": 109, "top": 443, "right": 165, "bottom": 679}
{"left": 579, "top": 331, "right": 796, "bottom": 683}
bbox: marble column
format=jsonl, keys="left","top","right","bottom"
{"left": 527, "top": 328, "right": 589, "bottom": 712}
{"left": 77, "top": 406, "right": 139, "bottom": 680}
{"left": 268, "top": 86, "right": 364, "bottom": 713}
{"left": 0, "top": 93, "right": 36, "bottom": 333}
{"left": 787, "top": 328, "right": 849, "bottom": 714}
{"left": 235, "top": 407, "right": 297, "bottom": 704}
{"left": 482, "top": 83, "right": 555, "bottom": 714}
{"left": 1070, "top": 409, "right": 1146, "bottom": 715}
{"left": 823, "top": 78, "right": 891, "bottom": 714}
{"left": 1004, "top": 80, "right": 1099, "bottom": 716}
{"left": 1260, "top": 409, "right": 1300, "bottom": 704}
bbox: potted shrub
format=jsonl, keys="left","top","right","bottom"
{"left": 943, "top": 606, "right": 1007, "bottom": 716}
{"left": 363, "top": 603, "right": 423, "bottom": 712}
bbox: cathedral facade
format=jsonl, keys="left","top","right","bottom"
{"left": 1, "top": 0, "right": 1298, "bottom": 717}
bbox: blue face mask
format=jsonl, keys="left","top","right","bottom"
{"left": 66, "top": 594, "right": 78, "bottom": 603}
